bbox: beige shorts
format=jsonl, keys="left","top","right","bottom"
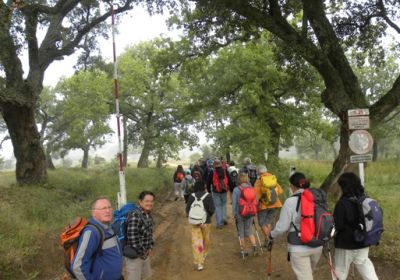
{"left": 125, "top": 257, "right": 152, "bottom": 280}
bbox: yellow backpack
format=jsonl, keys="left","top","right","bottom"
{"left": 260, "top": 174, "right": 277, "bottom": 205}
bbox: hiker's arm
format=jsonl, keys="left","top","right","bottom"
{"left": 126, "top": 214, "right": 145, "bottom": 255}
{"left": 231, "top": 189, "right": 239, "bottom": 218}
{"left": 72, "top": 229, "right": 100, "bottom": 280}
{"left": 270, "top": 200, "right": 293, "bottom": 239}
{"left": 205, "top": 195, "right": 215, "bottom": 216}
{"left": 333, "top": 199, "right": 346, "bottom": 231}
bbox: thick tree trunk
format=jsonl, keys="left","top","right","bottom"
{"left": 46, "top": 151, "right": 56, "bottom": 170}
{"left": 1, "top": 104, "right": 47, "bottom": 184}
{"left": 156, "top": 154, "right": 163, "bottom": 168}
{"left": 137, "top": 140, "right": 152, "bottom": 168}
{"left": 225, "top": 150, "right": 231, "bottom": 163}
{"left": 266, "top": 121, "right": 280, "bottom": 167}
{"left": 123, "top": 115, "right": 128, "bottom": 167}
{"left": 81, "top": 148, "right": 89, "bottom": 169}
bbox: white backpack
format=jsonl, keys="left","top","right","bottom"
{"left": 188, "top": 193, "right": 208, "bottom": 225}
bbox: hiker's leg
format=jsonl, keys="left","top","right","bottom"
{"left": 191, "top": 225, "right": 204, "bottom": 265}
{"left": 174, "top": 183, "right": 180, "bottom": 199}
{"left": 201, "top": 224, "right": 211, "bottom": 259}
{"left": 179, "top": 181, "right": 185, "bottom": 199}
{"left": 125, "top": 257, "right": 143, "bottom": 280}
{"left": 353, "top": 248, "right": 378, "bottom": 280}
{"left": 221, "top": 192, "right": 227, "bottom": 223}
{"left": 290, "top": 251, "right": 314, "bottom": 280}
{"left": 334, "top": 248, "right": 353, "bottom": 280}
{"left": 309, "top": 247, "right": 322, "bottom": 271}
{"left": 141, "top": 258, "right": 152, "bottom": 279}
{"left": 212, "top": 193, "right": 223, "bottom": 226}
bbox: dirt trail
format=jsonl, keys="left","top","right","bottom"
{"left": 148, "top": 190, "right": 398, "bottom": 280}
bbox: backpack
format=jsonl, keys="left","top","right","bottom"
{"left": 239, "top": 186, "right": 257, "bottom": 217}
{"left": 352, "top": 196, "right": 384, "bottom": 246}
{"left": 175, "top": 172, "right": 185, "bottom": 183}
{"left": 188, "top": 193, "right": 209, "bottom": 225}
{"left": 111, "top": 202, "right": 138, "bottom": 249}
{"left": 246, "top": 164, "right": 258, "bottom": 186}
{"left": 60, "top": 217, "right": 104, "bottom": 278}
{"left": 230, "top": 170, "right": 238, "bottom": 188}
{"left": 259, "top": 174, "right": 278, "bottom": 206}
{"left": 212, "top": 169, "right": 228, "bottom": 193}
{"left": 288, "top": 188, "right": 335, "bottom": 247}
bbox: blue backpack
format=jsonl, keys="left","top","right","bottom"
{"left": 353, "top": 196, "right": 384, "bottom": 246}
{"left": 112, "top": 202, "right": 138, "bottom": 248}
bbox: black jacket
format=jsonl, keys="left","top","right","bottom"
{"left": 186, "top": 191, "right": 215, "bottom": 224}
{"left": 333, "top": 195, "right": 369, "bottom": 250}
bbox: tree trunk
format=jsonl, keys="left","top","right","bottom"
{"left": 156, "top": 153, "right": 163, "bottom": 168}
{"left": 1, "top": 104, "right": 47, "bottom": 184}
{"left": 320, "top": 123, "right": 358, "bottom": 192}
{"left": 46, "top": 151, "right": 56, "bottom": 170}
{"left": 137, "top": 140, "right": 152, "bottom": 168}
{"left": 123, "top": 115, "right": 128, "bottom": 167}
{"left": 372, "top": 140, "right": 378, "bottom": 161}
{"left": 81, "top": 148, "right": 89, "bottom": 169}
{"left": 225, "top": 150, "right": 231, "bottom": 163}
{"left": 266, "top": 120, "right": 281, "bottom": 167}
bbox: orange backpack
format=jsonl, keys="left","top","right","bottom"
{"left": 60, "top": 217, "right": 104, "bottom": 279}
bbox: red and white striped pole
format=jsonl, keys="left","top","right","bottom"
{"left": 109, "top": 3, "right": 127, "bottom": 208}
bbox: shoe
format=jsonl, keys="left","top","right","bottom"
{"left": 196, "top": 264, "right": 204, "bottom": 271}
{"left": 223, "top": 220, "right": 228, "bottom": 225}
{"left": 174, "top": 197, "right": 179, "bottom": 201}
{"left": 240, "top": 250, "right": 249, "bottom": 258}
{"left": 216, "top": 225, "right": 223, "bottom": 229}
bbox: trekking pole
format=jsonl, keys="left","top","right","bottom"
{"left": 253, "top": 220, "right": 264, "bottom": 255}
{"left": 326, "top": 242, "right": 339, "bottom": 280}
{"left": 266, "top": 241, "right": 272, "bottom": 280}
{"left": 235, "top": 218, "right": 246, "bottom": 262}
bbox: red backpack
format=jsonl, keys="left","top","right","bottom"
{"left": 239, "top": 186, "right": 257, "bottom": 217}
{"left": 175, "top": 172, "right": 185, "bottom": 182}
{"left": 212, "top": 170, "right": 228, "bottom": 193}
{"left": 288, "top": 188, "right": 335, "bottom": 247}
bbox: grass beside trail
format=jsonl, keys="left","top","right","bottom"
{"left": 0, "top": 166, "right": 173, "bottom": 280}
{"left": 0, "top": 160, "right": 398, "bottom": 279}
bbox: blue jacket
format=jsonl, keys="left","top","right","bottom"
{"left": 72, "top": 218, "right": 122, "bottom": 280}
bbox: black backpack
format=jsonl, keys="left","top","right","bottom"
{"left": 246, "top": 164, "right": 258, "bottom": 186}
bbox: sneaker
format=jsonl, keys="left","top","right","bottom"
{"left": 196, "top": 264, "right": 204, "bottom": 271}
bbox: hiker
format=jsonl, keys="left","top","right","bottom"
{"left": 227, "top": 160, "right": 239, "bottom": 204}
{"left": 240, "top": 157, "right": 258, "bottom": 186}
{"left": 173, "top": 165, "right": 185, "bottom": 201}
{"left": 333, "top": 172, "right": 379, "bottom": 280}
{"left": 183, "top": 169, "right": 195, "bottom": 203}
{"left": 232, "top": 173, "right": 258, "bottom": 256}
{"left": 71, "top": 197, "right": 123, "bottom": 280}
{"left": 125, "top": 191, "right": 155, "bottom": 280}
{"left": 207, "top": 159, "right": 230, "bottom": 229}
{"left": 268, "top": 172, "right": 322, "bottom": 280}
{"left": 254, "top": 165, "right": 283, "bottom": 246}
{"left": 186, "top": 181, "right": 215, "bottom": 271}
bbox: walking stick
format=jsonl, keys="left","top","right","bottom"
{"left": 266, "top": 240, "right": 272, "bottom": 280}
{"left": 253, "top": 220, "right": 264, "bottom": 255}
{"left": 235, "top": 218, "right": 246, "bottom": 262}
{"left": 326, "top": 242, "right": 339, "bottom": 280}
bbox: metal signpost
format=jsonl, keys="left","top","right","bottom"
{"left": 348, "top": 109, "right": 373, "bottom": 186}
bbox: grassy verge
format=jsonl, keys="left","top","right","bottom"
{"left": 0, "top": 166, "right": 173, "bottom": 280}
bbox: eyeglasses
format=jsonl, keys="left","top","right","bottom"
{"left": 93, "top": 206, "right": 113, "bottom": 211}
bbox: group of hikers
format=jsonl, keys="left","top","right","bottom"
{"left": 61, "top": 157, "right": 382, "bottom": 280}
{"left": 175, "top": 157, "right": 382, "bottom": 280}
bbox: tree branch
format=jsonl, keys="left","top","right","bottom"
{"left": 377, "top": 0, "right": 400, "bottom": 34}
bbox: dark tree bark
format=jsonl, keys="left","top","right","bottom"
{"left": 137, "top": 140, "right": 152, "bottom": 168}
{"left": 372, "top": 141, "right": 378, "bottom": 161}
{"left": 225, "top": 150, "right": 231, "bottom": 163}
{"left": 1, "top": 103, "right": 47, "bottom": 184}
{"left": 81, "top": 147, "right": 89, "bottom": 169}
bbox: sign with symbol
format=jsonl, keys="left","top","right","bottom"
{"left": 349, "top": 130, "right": 374, "bottom": 155}
{"left": 348, "top": 108, "right": 369, "bottom": 117}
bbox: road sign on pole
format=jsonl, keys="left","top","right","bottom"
{"left": 349, "top": 130, "right": 374, "bottom": 155}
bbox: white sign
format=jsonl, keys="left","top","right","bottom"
{"left": 350, "top": 154, "right": 373, "bottom": 163}
{"left": 349, "top": 130, "right": 374, "bottom": 155}
{"left": 348, "top": 116, "right": 370, "bottom": 130}
{"left": 348, "top": 108, "right": 369, "bottom": 117}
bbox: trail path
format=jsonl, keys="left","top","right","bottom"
{"left": 147, "top": 189, "right": 398, "bottom": 280}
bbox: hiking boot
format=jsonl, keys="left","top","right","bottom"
{"left": 196, "top": 264, "right": 204, "bottom": 271}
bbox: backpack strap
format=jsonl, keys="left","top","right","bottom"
{"left": 199, "top": 193, "right": 208, "bottom": 201}
{"left": 290, "top": 193, "right": 302, "bottom": 234}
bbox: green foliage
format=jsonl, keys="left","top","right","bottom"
{"left": 0, "top": 166, "right": 173, "bottom": 279}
